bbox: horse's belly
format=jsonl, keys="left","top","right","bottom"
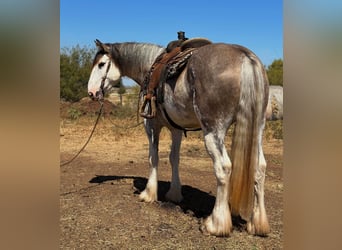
{"left": 163, "top": 103, "right": 200, "bottom": 128}
{"left": 163, "top": 83, "right": 200, "bottom": 129}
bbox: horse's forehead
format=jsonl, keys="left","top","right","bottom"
{"left": 92, "top": 52, "right": 109, "bottom": 66}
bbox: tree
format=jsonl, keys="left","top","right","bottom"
{"left": 60, "top": 45, "right": 96, "bottom": 102}
{"left": 266, "top": 59, "right": 283, "bottom": 86}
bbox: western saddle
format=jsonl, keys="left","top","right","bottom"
{"left": 140, "top": 31, "right": 212, "bottom": 118}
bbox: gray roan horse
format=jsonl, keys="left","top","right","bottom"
{"left": 87, "top": 39, "right": 270, "bottom": 237}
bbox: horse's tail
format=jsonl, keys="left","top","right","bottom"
{"left": 229, "top": 53, "right": 268, "bottom": 221}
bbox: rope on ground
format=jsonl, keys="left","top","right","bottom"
{"left": 60, "top": 98, "right": 145, "bottom": 166}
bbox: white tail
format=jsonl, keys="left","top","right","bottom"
{"left": 229, "top": 55, "right": 268, "bottom": 221}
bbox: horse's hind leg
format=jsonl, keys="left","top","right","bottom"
{"left": 247, "top": 121, "right": 270, "bottom": 236}
{"left": 165, "top": 129, "right": 183, "bottom": 203}
{"left": 139, "top": 121, "right": 161, "bottom": 202}
{"left": 201, "top": 130, "right": 232, "bottom": 236}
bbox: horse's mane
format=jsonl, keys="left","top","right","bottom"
{"left": 115, "top": 42, "right": 164, "bottom": 67}
{"left": 110, "top": 42, "right": 165, "bottom": 84}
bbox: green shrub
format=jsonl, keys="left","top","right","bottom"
{"left": 67, "top": 107, "right": 82, "bottom": 120}
{"left": 60, "top": 45, "right": 96, "bottom": 102}
{"left": 265, "top": 120, "right": 283, "bottom": 140}
{"left": 111, "top": 103, "right": 136, "bottom": 119}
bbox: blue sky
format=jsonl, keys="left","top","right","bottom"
{"left": 61, "top": 0, "right": 282, "bottom": 84}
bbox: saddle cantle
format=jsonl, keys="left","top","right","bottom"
{"left": 180, "top": 37, "right": 212, "bottom": 51}
{"left": 166, "top": 38, "right": 212, "bottom": 79}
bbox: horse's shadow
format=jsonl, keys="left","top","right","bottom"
{"left": 89, "top": 175, "right": 215, "bottom": 219}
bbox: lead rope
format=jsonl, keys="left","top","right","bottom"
{"left": 60, "top": 61, "right": 111, "bottom": 167}
{"left": 60, "top": 101, "right": 104, "bottom": 166}
{"left": 102, "top": 89, "right": 144, "bottom": 129}
{"left": 60, "top": 95, "right": 145, "bottom": 167}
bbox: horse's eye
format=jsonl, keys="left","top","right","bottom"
{"left": 98, "top": 62, "right": 105, "bottom": 69}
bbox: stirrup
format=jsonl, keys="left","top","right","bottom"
{"left": 140, "top": 96, "right": 157, "bottom": 119}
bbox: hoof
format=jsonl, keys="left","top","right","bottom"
{"left": 200, "top": 215, "right": 232, "bottom": 237}
{"left": 165, "top": 190, "right": 183, "bottom": 203}
{"left": 139, "top": 189, "right": 157, "bottom": 203}
{"left": 247, "top": 214, "right": 270, "bottom": 236}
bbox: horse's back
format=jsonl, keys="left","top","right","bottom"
{"left": 188, "top": 42, "right": 267, "bottom": 97}
{"left": 189, "top": 43, "right": 261, "bottom": 73}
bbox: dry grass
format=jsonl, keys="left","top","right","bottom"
{"left": 60, "top": 101, "right": 283, "bottom": 249}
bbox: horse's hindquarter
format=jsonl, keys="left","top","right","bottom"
{"left": 161, "top": 43, "right": 264, "bottom": 130}
{"left": 187, "top": 44, "right": 244, "bottom": 127}
{"left": 162, "top": 69, "right": 200, "bottom": 129}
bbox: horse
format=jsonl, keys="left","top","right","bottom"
{"left": 87, "top": 39, "right": 270, "bottom": 237}
{"left": 266, "top": 85, "right": 283, "bottom": 120}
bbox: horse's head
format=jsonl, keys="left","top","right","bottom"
{"left": 87, "top": 39, "right": 121, "bottom": 101}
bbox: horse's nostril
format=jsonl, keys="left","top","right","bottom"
{"left": 96, "top": 90, "right": 104, "bottom": 98}
{"left": 88, "top": 92, "right": 94, "bottom": 98}
{"left": 95, "top": 90, "right": 104, "bottom": 100}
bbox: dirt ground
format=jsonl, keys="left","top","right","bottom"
{"left": 60, "top": 103, "right": 283, "bottom": 249}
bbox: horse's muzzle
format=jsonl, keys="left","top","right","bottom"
{"left": 88, "top": 90, "right": 104, "bottom": 101}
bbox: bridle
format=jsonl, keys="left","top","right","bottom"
{"left": 99, "top": 59, "right": 112, "bottom": 100}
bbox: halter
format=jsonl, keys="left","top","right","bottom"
{"left": 99, "top": 59, "right": 111, "bottom": 99}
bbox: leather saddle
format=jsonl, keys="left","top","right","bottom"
{"left": 156, "top": 38, "right": 212, "bottom": 101}
{"left": 140, "top": 38, "right": 212, "bottom": 118}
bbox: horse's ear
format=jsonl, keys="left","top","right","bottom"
{"left": 94, "top": 39, "right": 111, "bottom": 53}
{"left": 95, "top": 39, "right": 103, "bottom": 50}
{"left": 95, "top": 39, "right": 101, "bottom": 45}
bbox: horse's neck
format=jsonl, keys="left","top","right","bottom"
{"left": 115, "top": 43, "right": 165, "bottom": 85}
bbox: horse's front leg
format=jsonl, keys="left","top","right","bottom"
{"left": 165, "top": 129, "right": 183, "bottom": 203}
{"left": 139, "top": 121, "right": 161, "bottom": 202}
